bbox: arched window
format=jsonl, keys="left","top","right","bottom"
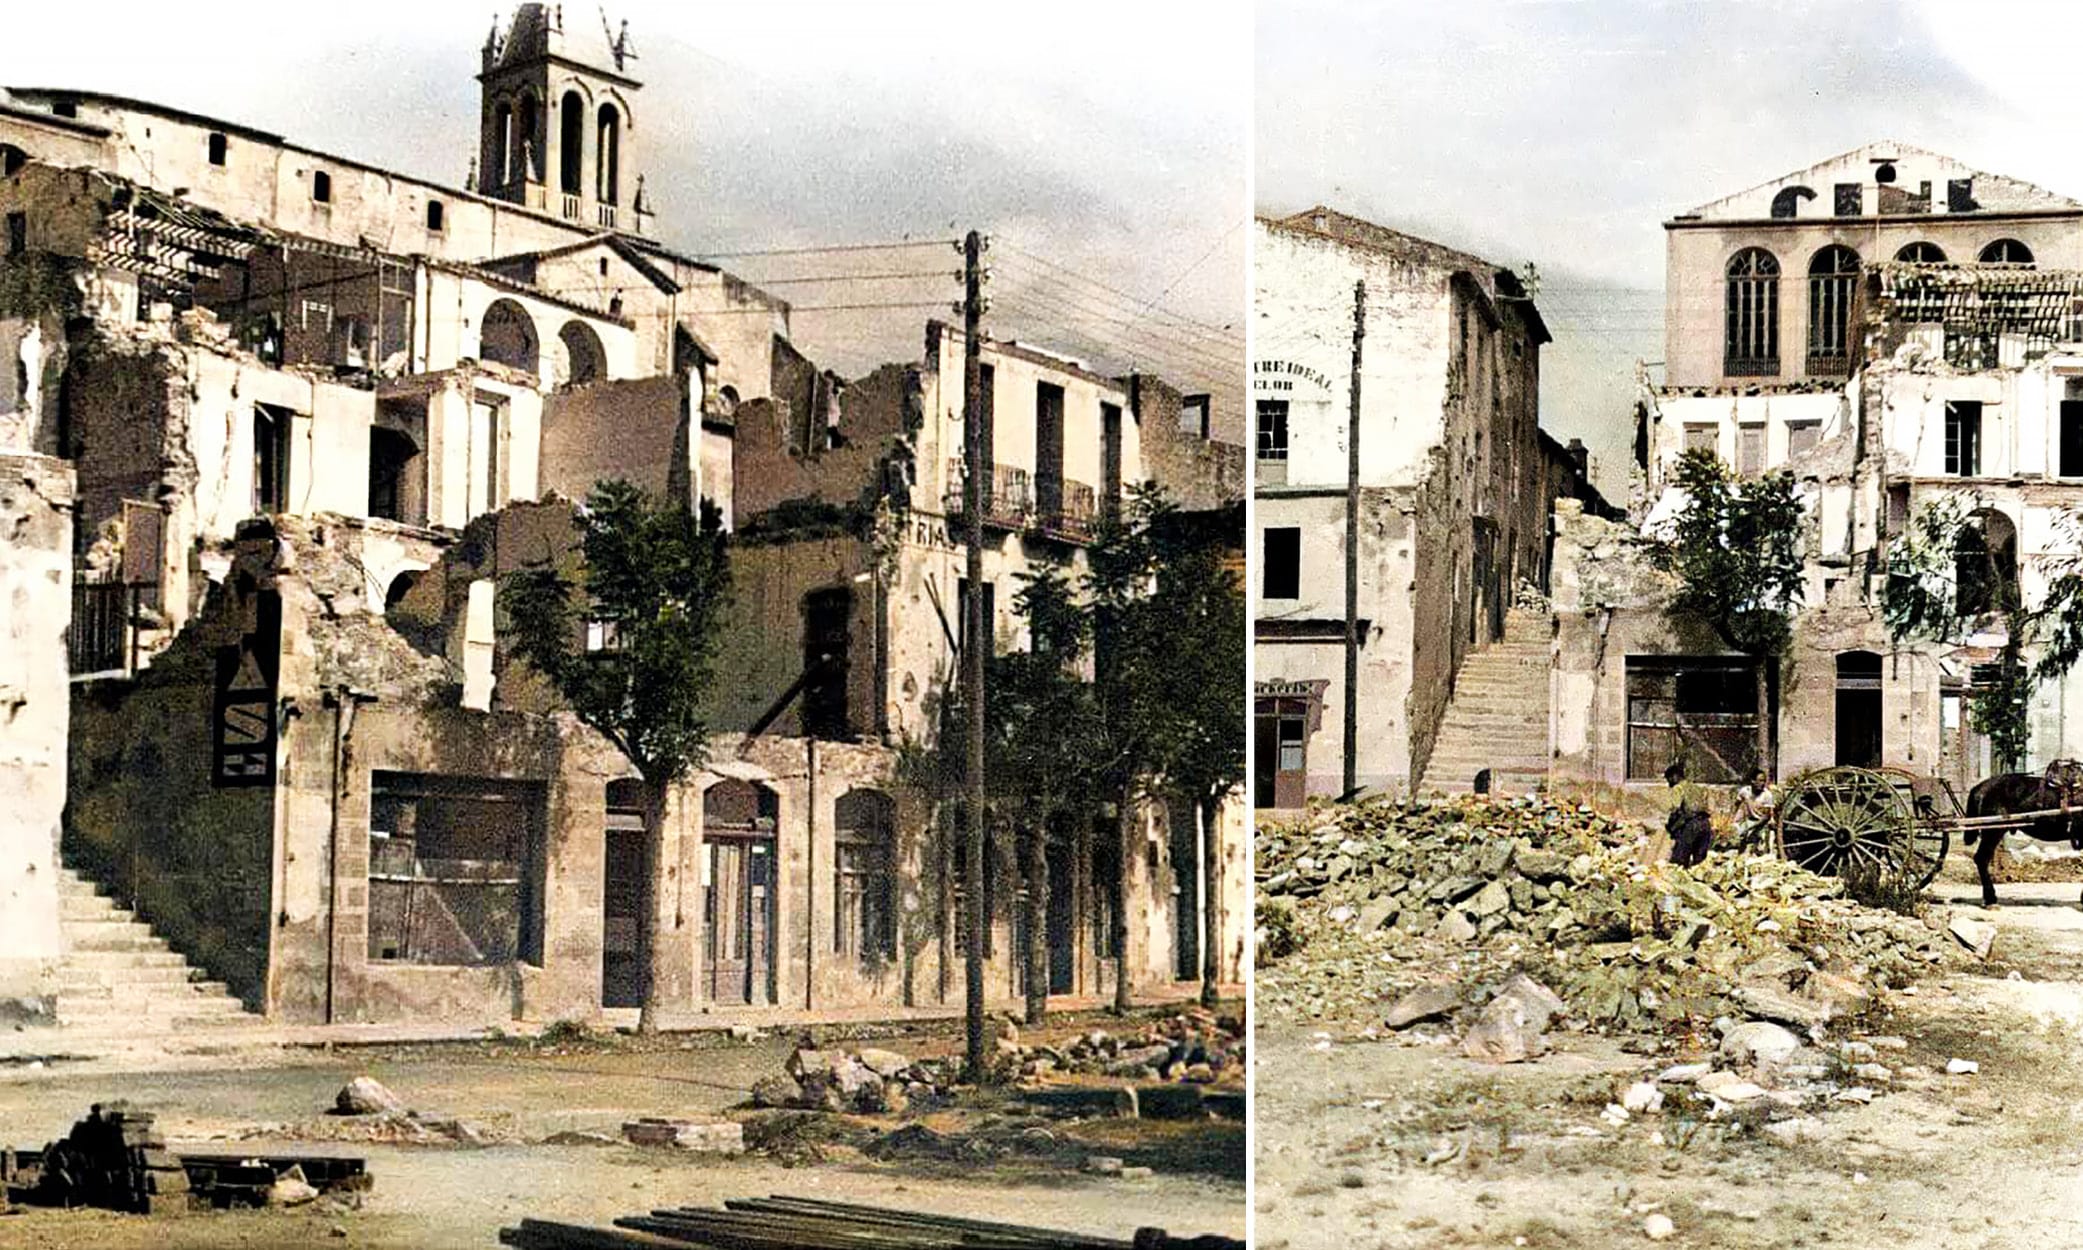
{"left": 1770, "top": 185, "right": 1815, "bottom": 219}
{"left": 558, "top": 91, "right": 585, "bottom": 197}
{"left": 478, "top": 299, "right": 539, "bottom": 373}
{"left": 1956, "top": 508, "right": 2019, "bottom": 618}
{"left": 1979, "top": 238, "right": 2034, "bottom": 266}
{"left": 517, "top": 92, "right": 543, "bottom": 182}
{"left": 1896, "top": 241, "right": 1946, "bottom": 264}
{"left": 556, "top": 320, "right": 606, "bottom": 387}
{"left": 1807, "top": 245, "right": 1860, "bottom": 373}
{"left": 492, "top": 101, "right": 513, "bottom": 187}
{"left": 834, "top": 790, "right": 897, "bottom": 967}
{"left": 1725, "top": 247, "right": 1781, "bottom": 376}
{"left": 597, "top": 104, "right": 622, "bottom": 206}
{"left": 383, "top": 569, "right": 421, "bottom": 612}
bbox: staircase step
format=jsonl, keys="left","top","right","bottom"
{"left": 65, "top": 949, "right": 185, "bottom": 968}
{"left": 58, "top": 995, "right": 250, "bottom": 1020}
{"left": 57, "top": 963, "right": 207, "bottom": 988}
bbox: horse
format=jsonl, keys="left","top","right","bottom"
{"left": 1962, "top": 772, "right": 2083, "bottom": 906}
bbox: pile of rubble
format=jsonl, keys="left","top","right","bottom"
{"left": 751, "top": 1010, "right": 1245, "bottom": 1117}
{"left": 1258, "top": 795, "right": 1972, "bottom": 1038}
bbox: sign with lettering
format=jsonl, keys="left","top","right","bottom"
{"left": 212, "top": 589, "right": 281, "bottom": 789}
{"left": 1252, "top": 359, "right": 1334, "bottom": 397}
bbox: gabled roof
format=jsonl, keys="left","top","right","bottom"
{"left": 486, "top": 232, "right": 682, "bottom": 294}
{"left": 1674, "top": 141, "right": 2083, "bottom": 222}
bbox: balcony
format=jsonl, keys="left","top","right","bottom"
{"left": 1033, "top": 475, "right": 1097, "bottom": 542}
{"left": 943, "top": 459, "right": 1032, "bottom": 529}
{"left": 597, "top": 203, "right": 618, "bottom": 229}
{"left": 1724, "top": 355, "right": 1780, "bottom": 378}
{"left": 561, "top": 192, "right": 583, "bottom": 222}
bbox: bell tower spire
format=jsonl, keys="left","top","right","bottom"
{"left": 475, "top": 3, "right": 651, "bottom": 235}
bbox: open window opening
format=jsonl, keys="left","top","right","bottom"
{"left": 1834, "top": 651, "right": 1884, "bottom": 767}
{"left": 802, "top": 586, "right": 853, "bottom": 739}
{"left": 835, "top": 790, "right": 897, "bottom": 970}
{"left": 1955, "top": 508, "right": 2019, "bottom": 619}
{"left": 1625, "top": 655, "right": 1768, "bottom": 783}
{"left": 367, "top": 772, "right": 546, "bottom": 966}
{"left": 253, "top": 403, "right": 291, "bottom": 515}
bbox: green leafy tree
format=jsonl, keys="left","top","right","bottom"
{"left": 991, "top": 567, "right": 1099, "bottom": 1024}
{"left": 1646, "top": 449, "right": 1806, "bottom": 777}
{"left": 1882, "top": 496, "right": 2083, "bottom": 771}
{"left": 1140, "top": 505, "right": 1245, "bottom": 1006}
{"left": 500, "top": 481, "right": 731, "bottom": 1034}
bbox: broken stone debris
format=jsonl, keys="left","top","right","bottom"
{"left": 754, "top": 1009, "right": 1243, "bottom": 1116}
{"left": 1258, "top": 795, "right": 1967, "bottom": 1038}
{"left": 621, "top": 1119, "right": 745, "bottom": 1153}
{"left": 333, "top": 1076, "right": 406, "bottom": 1117}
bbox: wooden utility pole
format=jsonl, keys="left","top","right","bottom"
{"left": 1343, "top": 279, "right": 1366, "bottom": 798}
{"left": 960, "top": 229, "right": 990, "bottom": 1083}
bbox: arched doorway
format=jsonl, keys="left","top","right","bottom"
{"left": 1955, "top": 508, "right": 2019, "bottom": 619}
{"left": 704, "top": 779, "right": 779, "bottom": 1006}
{"left": 1835, "top": 651, "right": 1883, "bottom": 767}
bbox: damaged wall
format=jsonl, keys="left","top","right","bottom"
{"left": 538, "top": 375, "right": 689, "bottom": 507}
{"left": 0, "top": 453, "right": 72, "bottom": 1024}
{"left": 1129, "top": 372, "right": 1246, "bottom": 509}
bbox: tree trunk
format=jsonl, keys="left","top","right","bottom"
{"left": 1023, "top": 815, "right": 1048, "bottom": 1026}
{"left": 1198, "top": 796, "right": 1220, "bottom": 1008}
{"left": 1754, "top": 657, "right": 1772, "bottom": 780}
{"left": 1113, "top": 785, "right": 1135, "bottom": 1013}
{"left": 636, "top": 775, "right": 670, "bottom": 1036}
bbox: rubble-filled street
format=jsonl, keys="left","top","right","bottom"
{"left": 0, "top": 1006, "right": 1243, "bottom": 1248}
{"left": 1255, "top": 796, "right": 2083, "bottom": 1248}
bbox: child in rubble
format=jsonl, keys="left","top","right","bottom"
{"left": 1732, "top": 769, "right": 1776, "bottom": 852}
{"left": 1663, "top": 758, "right": 1715, "bottom": 867}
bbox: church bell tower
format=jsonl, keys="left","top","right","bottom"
{"left": 477, "top": 4, "right": 652, "bottom": 235}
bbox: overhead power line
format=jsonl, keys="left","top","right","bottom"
{"left": 687, "top": 239, "right": 961, "bottom": 260}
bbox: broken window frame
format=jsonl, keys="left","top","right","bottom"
{"left": 1944, "top": 401, "right": 1983, "bottom": 476}
{"left": 1256, "top": 398, "right": 1289, "bottom": 461}
{"left": 366, "top": 772, "right": 547, "bottom": 968}
{"left": 1624, "top": 655, "right": 1766, "bottom": 783}
{"left": 834, "top": 790, "right": 897, "bottom": 969}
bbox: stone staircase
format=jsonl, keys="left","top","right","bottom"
{"left": 50, "top": 863, "right": 263, "bottom": 1032}
{"left": 1417, "top": 608, "right": 1554, "bottom": 795}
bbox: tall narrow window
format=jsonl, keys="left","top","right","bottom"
{"left": 311, "top": 170, "right": 332, "bottom": 204}
{"left": 1034, "top": 382, "right": 1065, "bottom": 520}
{"left": 426, "top": 200, "right": 444, "bottom": 232}
{"left": 207, "top": 132, "right": 227, "bottom": 167}
{"left": 1945, "top": 401, "right": 1983, "bottom": 476}
{"left": 253, "top": 404, "right": 291, "bottom": 515}
{"left": 1724, "top": 248, "right": 1780, "bottom": 376}
{"left": 834, "top": 791, "right": 896, "bottom": 967}
{"left": 558, "top": 91, "right": 585, "bottom": 197}
{"left": 492, "top": 101, "right": 513, "bottom": 186}
{"left": 597, "top": 104, "right": 622, "bottom": 205}
{"left": 1263, "top": 527, "right": 1301, "bottom": 599}
{"left": 1806, "top": 245, "right": 1859, "bottom": 374}
{"left": 1100, "top": 401, "right": 1122, "bottom": 512}
{"left": 802, "top": 587, "right": 852, "bottom": 739}
{"left": 518, "top": 93, "right": 542, "bottom": 181}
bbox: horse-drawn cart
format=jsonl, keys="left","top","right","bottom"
{"left": 1770, "top": 761, "right": 2083, "bottom": 903}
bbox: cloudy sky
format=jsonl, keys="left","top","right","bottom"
{"left": 1258, "top": 0, "right": 2083, "bottom": 497}
{"left": 0, "top": 1, "right": 1248, "bottom": 433}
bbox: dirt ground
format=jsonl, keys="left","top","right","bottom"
{"left": 1254, "top": 858, "right": 2083, "bottom": 1249}
{"left": 0, "top": 1012, "right": 1243, "bottom": 1249}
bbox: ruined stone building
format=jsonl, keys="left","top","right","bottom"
{"left": 1252, "top": 206, "right": 1606, "bottom": 806}
{"left": 0, "top": 6, "right": 1245, "bottom": 1028}
{"left": 1546, "top": 144, "right": 2083, "bottom": 796}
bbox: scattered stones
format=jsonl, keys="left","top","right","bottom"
{"left": 621, "top": 1119, "right": 745, "bottom": 1153}
{"left": 1949, "top": 915, "right": 1998, "bottom": 960}
{"left": 1947, "top": 1058, "right": 1980, "bottom": 1076}
{"left": 1461, "top": 974, "right": 1567, "bottom": 1064}
{"left": 1720, "top": 1021, "right": 1801, "bottom": 1067}
{"left": 1384, "top": 985, "right": 1462, "bottom": 1030}
{"left": 1622, "top": 1082, "right": 1664, "bottom": 1114}
{"left": 1643, "top": 1212, "right": 1676, "bottom": 1240}
{"left": 264, "top": 1165, "right": 319, "bottom": 1208}
{"left": 333, "top": 1077, "right": 405, "bottom": 1118}
{"left": 1656, "top": 1063, "right": 1711, "bottom": 1084}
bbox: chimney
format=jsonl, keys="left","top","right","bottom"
{"left": 1566, "top": 437, "right": 1589, "bottom": 480}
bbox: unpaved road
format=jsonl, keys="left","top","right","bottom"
{"left": 1255, "top": 862, "right": 2083, "bottom": 1249}
{"left": 0, "top": 1021, "right": 1243, "bottom": 1248}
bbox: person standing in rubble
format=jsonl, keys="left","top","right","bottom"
{"left": 1663, "top": 758, "right": 1714, "bottom": 867}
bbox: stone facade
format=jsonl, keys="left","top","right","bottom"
{"left": 1253, "top": 206, "right": 1585, "bottom": 803}
{"left": 0, "top": 453, "right": 72, "bottom": 1024}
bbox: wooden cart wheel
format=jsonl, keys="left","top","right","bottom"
{"left": 1777, "top": 767, "right": 1915, "bottom": 881}
{"left": 1881, "top": 767, "right": 1950, "bottom": 891}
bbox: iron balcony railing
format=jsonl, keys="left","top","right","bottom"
{"left": 1034, "top": 475, "right": 1097, "bottom": 541}
{"left": 70, "top": 578, "right": 143, "bottom": 677}
{"left": 943, "top": 459, "right": 1032, "bottom": 528}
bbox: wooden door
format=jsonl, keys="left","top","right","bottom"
{"left": 705, "top": 836, "right": 776, "bottom": 1006}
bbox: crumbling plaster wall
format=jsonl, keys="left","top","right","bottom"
{"left": 732, "top": 363, "right": 917, "bottom": 526}
{"left": 710, "top": 535, "right": 878, "bottom": 739}
{"left": 538, "top": 375, "right": 687, "bottom": 506}
{"left": 1129, "top": 372, "right": 1246, "bottom": 509}
{"left": 0, "top": 454, "right": 72, "bottom": 1023}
